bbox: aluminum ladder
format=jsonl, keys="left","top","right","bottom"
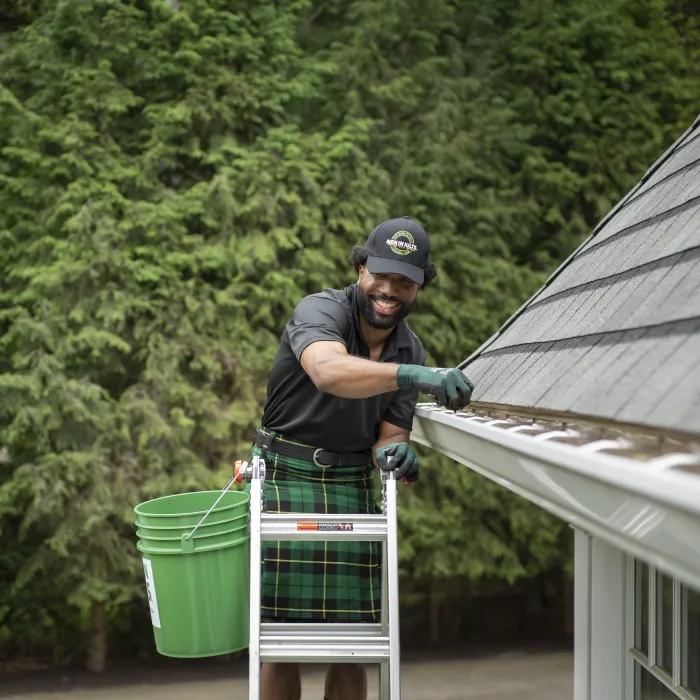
{"left": 236, "top": 455, "right": 402, "bottom": 700}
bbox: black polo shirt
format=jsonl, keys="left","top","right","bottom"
{"left": 260, "top": 284, "right": 425, "bottom": 452}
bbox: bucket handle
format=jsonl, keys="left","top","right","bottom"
{"left": 183, "top": 476, "right": 237, "bottom": 545}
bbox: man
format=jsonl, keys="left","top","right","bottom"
{"left": 252, "top": 217, "right": 474, "bottom": 700}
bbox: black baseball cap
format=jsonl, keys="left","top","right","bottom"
{"left": 364, "top": 216, "right": 430, "bottom": 285}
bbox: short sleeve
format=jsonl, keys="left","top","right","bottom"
{"left": 383, "top": 345, "right": 426, "bottom": 430}
{"left": 286, "top": 294, "right": 349, "bottom": 361}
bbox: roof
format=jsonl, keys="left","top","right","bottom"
{"left": 462, "top": 114, "right": 700, "bottom": 436}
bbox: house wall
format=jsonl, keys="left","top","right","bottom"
{"left": 575, "top": 530, "right": 700, "bottom": 700}
{"left": 575, "top": 530, "right": 627, "bottom": 700}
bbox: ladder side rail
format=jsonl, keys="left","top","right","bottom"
{"left": 380, "top": 488, "right": 390, "bottom": 700}
{"left": 248, "top": 460, "right": 263, "bottom": 700}
{"left": 385, "top": 473, "right": 401, "bottom": 700}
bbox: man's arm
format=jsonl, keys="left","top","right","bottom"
{"left": 371, "top": 420, "right": 410, "bottom": 469}
{"left": 300, "top": 341, "right": 400, "bottom": 398}
{"left": 298, "top": 337, "right": 473, "bottom": 409}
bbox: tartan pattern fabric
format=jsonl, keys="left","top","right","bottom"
{"left": 250, "top": 430, "right": 381, "bottom": 623}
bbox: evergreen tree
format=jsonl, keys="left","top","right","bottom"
{"left": 0, "top": 0, "right": 697, "bottom": 667}
{"left": 478, "top": 0, "right": 700, "bottom": 268}
{"left": 0, "top": 0, "right": 357, "bottom": 669}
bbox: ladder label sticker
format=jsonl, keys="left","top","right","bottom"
{"left": 296, "top": 522, "right": 354, "bottom": 531}
{"left": 142, "top": 557, "right": 161, "bottom": 628}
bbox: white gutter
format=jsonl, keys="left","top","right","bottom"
{"left": 411, "top": 405, "right": 700, "bottom": 591}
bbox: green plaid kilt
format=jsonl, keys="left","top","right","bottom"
{"left": 250, "top": 431, "right": 381, "bottom": 623}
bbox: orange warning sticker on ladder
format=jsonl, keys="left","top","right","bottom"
{"left": 296, "top": 522, "right": 354, "bottom": 531}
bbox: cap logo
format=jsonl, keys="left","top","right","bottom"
{"left": 386, "top": 231, "right": 417, "bottom": 256}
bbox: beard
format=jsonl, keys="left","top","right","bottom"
{"left": 356, "top": 285, "right": 416, "bottom": 330}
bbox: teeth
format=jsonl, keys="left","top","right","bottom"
{"left": 375, "top": 299, "right": 398, "bottom": 309}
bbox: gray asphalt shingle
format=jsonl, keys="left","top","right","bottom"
{"left": 537, "top": 199, "right": 699, "bottom": 299}
{"left": 463, "top": 114, "right": 700, "bottom": 435}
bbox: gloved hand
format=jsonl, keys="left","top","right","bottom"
{"left": 375, "top": 442, "right": 420, "bottom": 483}
{"left": 397, "top": 364, "right": 474, "bottom": 411}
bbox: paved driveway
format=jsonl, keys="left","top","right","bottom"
{"left": 1, "top": 648, "right": 573, "bottom": 700}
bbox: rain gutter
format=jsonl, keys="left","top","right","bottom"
{"left": 411, "top": 404, "right": 700, "bottom": 591}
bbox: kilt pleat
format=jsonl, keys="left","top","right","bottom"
{"left": 250, "top": 432, "right": 381, "bottom": 623}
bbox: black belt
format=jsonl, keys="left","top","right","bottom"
{"left": 254, "top": 429, "right": 372, "bottom": 468}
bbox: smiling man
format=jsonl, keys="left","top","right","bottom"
{"left": 251, "top": 217, "right": 474, "bottom": 700}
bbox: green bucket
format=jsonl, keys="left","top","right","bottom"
{"left": 136, "top": 521, "right": 250, "bottom": 554}
{"left": 135, "top": 490, "right": 249, "bottom": 528}
{"left": 134, "top": 490, "right": 250, "bottom": 658}
{"left": 135, "top": 510, "right": 249, "bottom": 539}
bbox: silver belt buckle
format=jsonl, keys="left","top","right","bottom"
{"left": 313, "top": 448, "right": 330, "bottom": 468}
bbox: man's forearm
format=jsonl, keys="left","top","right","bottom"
{"left": 313, "top": 354, "right": 400, "bottom": 398}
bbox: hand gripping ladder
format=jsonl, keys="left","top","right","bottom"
{"left": 235, "top": 455, "right": 402, "bottom": 700}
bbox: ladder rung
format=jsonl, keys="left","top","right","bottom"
{"left": 261, "top": 513, "right": 388, "bottom": 542}
{"left": 260, "top": 640, "right": 390, "bottom": 663}
{"left": 262, "top": 635, "right": 389, "bottom": 645}
{"left": 261, "top": 622, "right": 383, "bottom": 637}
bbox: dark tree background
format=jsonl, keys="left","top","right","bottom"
{"left": 1, "top": 0, "right": 697, "bottom": 672}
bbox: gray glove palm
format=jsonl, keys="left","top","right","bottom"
{"left": 397, "top": 364, "right": 474, "bottom": 411}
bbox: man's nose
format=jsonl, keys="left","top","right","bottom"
{"left": 377, "top": 278, "right": 400, "bottom": 298}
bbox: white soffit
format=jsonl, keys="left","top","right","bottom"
{"left": 412, "top": 405, "right": 700, "bottom": 591}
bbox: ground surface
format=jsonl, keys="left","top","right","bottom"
{"left": 1, "top": 648, "right": 572, "bottom": 700}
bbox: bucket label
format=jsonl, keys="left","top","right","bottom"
{"left": 142, "top": 558, "right": 161, "bottom": 628}
{"left": 297, "top": 522, "right": 354, "bottom": 531}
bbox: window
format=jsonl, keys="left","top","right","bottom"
{"left": 636, "top": 663, "right": 680, "bottom": 699}
{"left": 682, "top": 586, "right": 700, "bottom": 696}
{"left": 636, "top": 560, "right": 650, "bottom": 657}
{"left": 630, "top": 557, "right": 700, "bottom": 700}
{"left": 656, "top": 571, "right": 673, "bottom": 676}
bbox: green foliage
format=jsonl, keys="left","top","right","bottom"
{"left": 399, "top": 451, "right": 566, "bottom": 584}
{"left": 480, "top": 0, "right": 700, "bottom": 268}
{"left": 0, "top": 0, "right": 697, "bottom": 665}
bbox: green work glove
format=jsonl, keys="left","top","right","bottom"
{"left": 397, "top": 364, "right": 474, "bottom": 411}
{"left": 375, "top": 442, "right": 420, "bottom": 483}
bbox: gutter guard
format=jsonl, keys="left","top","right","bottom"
{"left": 411, "top": 405, "right": 700, "bottom": 591}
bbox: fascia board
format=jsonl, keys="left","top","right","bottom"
{"left": 412, "top": 405, "right": 700, "bottom": 591}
